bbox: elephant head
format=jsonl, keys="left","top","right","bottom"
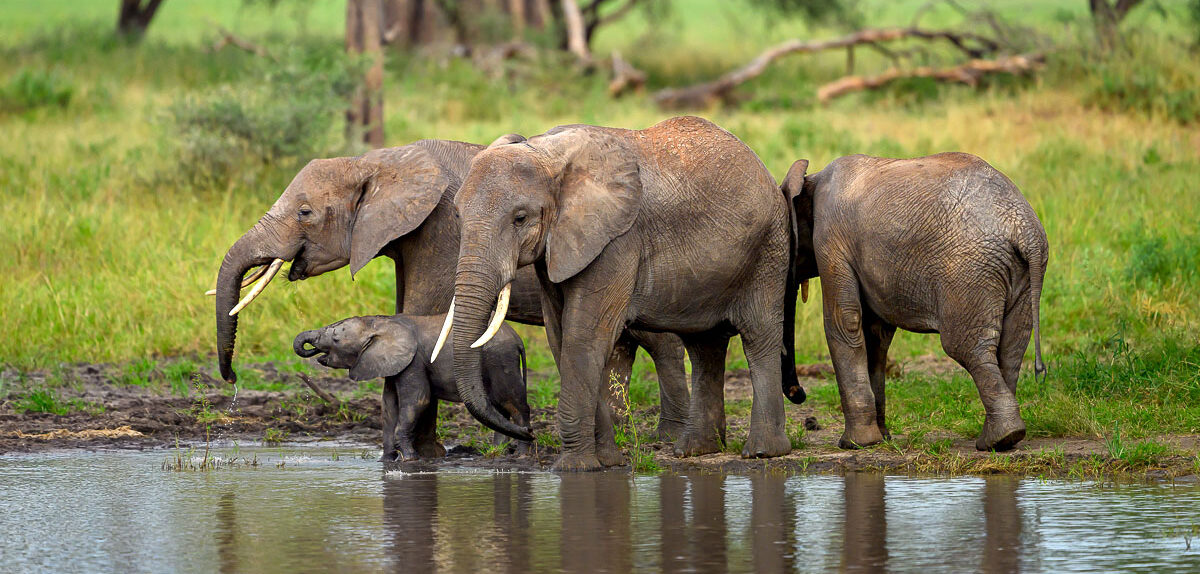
{"left": 293, "top": 316, "right": 418, "bottom": 381}
{"left": 433, "top": 127, "right": 639, "bottom": 441}
{"left": 215, "top": 145, "right": 450, "bottom": 384}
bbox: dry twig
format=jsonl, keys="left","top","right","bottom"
{"left": 816, "top": 53, "right": 1044, "bottom": 103}
{"left": 297, "top": 373, "right": 341, "bottom": 407}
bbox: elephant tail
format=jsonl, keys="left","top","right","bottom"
{"left": 781, "top": 182, "right": 806, "bottom": 405}
{"left": 518, "top": 339, "right": 527, "bottom": 392}
{"left": 1014, "top": 225, "right": 1048, "bottom": 385}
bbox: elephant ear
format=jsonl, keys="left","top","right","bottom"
{"left": 348, "top": 318, "right": 419, "bottom": 381}
{"left": 781, "top": 159, "right": 809, "bottom": 202}
{"left": 545, "top": 132, "right": 642, "bottom": 283}
{"left": 349, "top": 146, "right": 450, "bottom": 277}
{"left": 488, "top": 133, "right": 526, "bottom": 147}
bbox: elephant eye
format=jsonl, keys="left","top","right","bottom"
{"left": 298, "top": 207, "right": 313, "bottom": 218}
{"left": 513, "top": 212, "right": 527, "bottom": 226}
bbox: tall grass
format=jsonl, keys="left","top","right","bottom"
{"left": 0, "top": 1, "right": 1197, "bottom": 438}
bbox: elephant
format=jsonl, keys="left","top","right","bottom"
{"left": 211, "top": 138, "right": 691, "bottom": 442}
{"left": 438, "top": 116, "right": 806, "bottom": 471}
{"left": 293, "top": 313, "right": 530, "bottom": 460}
{"left": 782, "top": 152, "right": 1047, "bottom": 451}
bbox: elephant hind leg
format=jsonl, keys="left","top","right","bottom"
{"left": 822, "top": 269, "right": 884, "bottom": 449}
{"left": 738, "top": 324, "right": 791, "bottom": 458}
{"left": 413, "top": 400, "right": 446, "bottom": 459}
{"left": 997, "top": 285, "right": 1034, "bottom": 396}
{"left": 630, "top": 330, "right": 690, "bottom": 442}
{"left": 941, "top": 311, "right": 1025, "bottom": 452}
{"left": 864, "top": 313, "right": 896, "bottom": 441}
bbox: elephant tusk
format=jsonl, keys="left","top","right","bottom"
{"left": 206, "top": 264, "right": 269, "bottom": 296}
{"left": 228, "top": 258, "right": 284, "bottom": 316}
{"left": 801, "top": 280, "right": 810, "bottom": 304}
{"left": 430, "top": 298, "right": 454, "bottom": 363}
{"left": 471, "top": 283, "right": 511, "bottom": 349}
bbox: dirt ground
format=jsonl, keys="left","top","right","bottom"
{"left": 2, "top": 358, "right": 1198, "bottom": 481}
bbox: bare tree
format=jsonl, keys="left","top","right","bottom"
{"left": 117, "top": 0, "right": 165, "bottom": 40}
{"left": 347, "top": 0, "right": 386, "bottom": 148}
{"left": 1088, "top": 0, "right": 1144, "bottom": 50}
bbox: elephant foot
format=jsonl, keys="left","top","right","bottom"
{"left": 976, "top": 415, "right": 1025, "bottom": 452}
{"left": 838, "top": 424, "right": 885, "bottom": 450}
{"left": 741, "top": 428, "right": 791, "bottom": 459}
{"left": 673, "top": 429, "right": 722, "bottom": 458}
{"left": 552, "top": 452, "right": 603, "bottom": 472}
{"left": 596, "top": 442, "right": 626, "bottom": 467}
{"left": 416, "top": 440, "right": 446, "bottom": 459}
{"left": 378, "top": 450, "right": 398, "bottom": 463}
{"left": 513, "top": 440, "right": 532, "bottom": 457}
{"left": 656, "top": 419, "right": 687, "bottom": 443}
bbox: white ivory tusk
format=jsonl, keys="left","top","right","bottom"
{"left": 205, "top": 264, "right": 269, "bottom": 296}
{"left": 430, "top": 298, "right": 455, "bottom": 363}
{"left": 227, "top": 258, "right": 284, "bottom": 316}
{"left": 471, "top": 283, "right": 511, "bottom": 349}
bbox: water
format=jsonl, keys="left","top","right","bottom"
{"left": 1, "top": 446, "right": 1198, "bottom": 573}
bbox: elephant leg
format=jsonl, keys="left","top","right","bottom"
{"left": 552, "top": 287, "right": 632, "bottom": 472}
{"left": 630, "top": 330, "right": 690, "bottom": 442}
{"left": 674, "top": 334, "right": 731, "bottom": 457}
{"left": 393, "top": 368, "right": 432, "bottom": 461}
{"left": 739, "top": 322, "right": 791, "bottom": 459}
{"left": 413, "top": 400, "right": 445, "bottom": 459}
{"left": 823, "top": 269, "right": 883, "bottom": 449}
{"left": 942, "top": 310, "right": 1025, "bottom": 452}
{"left": 997, "top": 285, "right": 1033, "bottom": 396}
{"left": 865, "top": 314, "right": 897, "bottom": 441}
{"left": 595, "top": 333, "right": 637, "bottom": 465}
{"left": 380, "top": 375, "right": 400, "bottom": 462}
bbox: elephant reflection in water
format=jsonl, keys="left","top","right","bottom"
{"left": 560, "top": 473, "right": 633, "bottom": 573}
{"left": 382, "top": 473, "right": 535, "bottom": 574}
{"left": 841, "top": 472, "right": 888, "bottom": 572}
{"left": 982, "top": 476, "right": 1022, "bottom": 574}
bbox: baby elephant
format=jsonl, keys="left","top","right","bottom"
{"left": 785, "top": 153, "right": 1047, "bottom": 452}
{"left": 293, "top": 314, "right": 531, "bottom": 461}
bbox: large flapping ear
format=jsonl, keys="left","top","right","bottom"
{"left": 781, "top": 159, "right": 809, "bottom": 201}
{"left": 545, "top": 130, "right": 642, "bottom": 283}
{"left": 488, "top": 133, "right": 526, "bottom": 147}
{"left": 349, "top": 146, "right": 450, "bottom": 277}
{"left": 348, "top": 318, "right": 419, "bottom": 381}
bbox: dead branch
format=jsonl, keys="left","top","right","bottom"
{"left": 653, "top": 26, "right": 1000, "bottom": 109}
{"left": 816, "top": 53, "right": 1044, "bottom": 103}
{"left": 608, "top": 50, "right": 646, "bottom": 97}
{"left": 207, "top": 23, "right": 275, "bottom": 61}
{"left": 297, "top": 373, "right": 341, "bottom": 407}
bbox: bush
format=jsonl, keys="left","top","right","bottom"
{"left": 169, "top": 45, "right": 361, "bottom": 184}
{"left": 1060, "top": 33, "right": 1200, "bottom": 124}
{"left": 0, "top": 68, "right": 74, "bottom": 114}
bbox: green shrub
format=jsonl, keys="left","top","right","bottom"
{"left": 1061, "top": 33, "right": 1200, "bottom": 123}
{"left": 0, "top": 68, "right": 74, "bottom": 113}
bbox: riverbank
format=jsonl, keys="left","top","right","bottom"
{"left": 4, "top": 358, "right": 1197, "bottom": 481}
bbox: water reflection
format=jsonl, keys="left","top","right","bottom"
{"left": 1, "top": 450, "right": 1199, "bottom": 573}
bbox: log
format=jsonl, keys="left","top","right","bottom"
{"left": 654, "top": 26, "right": 1000, "bottom": 110}
{"left": 208, "top": 23, "right": 274, "bottom": 60}
{"left": 298, "top": 373, "right": 341, "bottom": 408}
{"left": 608, "top": 50, "right": 646, "bottom": 97}
{"left": 816, "top": 53, "right": 1044, "bottom": 103}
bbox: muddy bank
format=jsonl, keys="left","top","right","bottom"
{"left": 2, "top": 358, "right": 1198, "bottom": 481}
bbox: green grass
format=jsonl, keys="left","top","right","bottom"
{"left": 0, "top": 1, "right": 1197, "bottom": 447}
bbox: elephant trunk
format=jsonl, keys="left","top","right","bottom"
{"left": 293, "top": 329, "right": 322, "bottom": 358}
{"left": 215, "top": 218, "right": 290, "bottom": 383}
{"left": 452, "top": 258, "right": 532, "bottom": 441}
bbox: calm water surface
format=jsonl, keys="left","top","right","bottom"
{"left": 1, "top": 446, "right": 1198, "bottom": 573}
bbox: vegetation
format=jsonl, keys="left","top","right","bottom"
{"left": 1, "top": 0, "right": 1197, "bottom": 467}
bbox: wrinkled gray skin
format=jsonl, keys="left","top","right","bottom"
{"left": 293, "top": 314, "right": 530, "bottom": 461}
{"left": 213, "top": 139, "right": 690, "bottom": 443}
{"left": 783, "top": 153, "right": 1047, "bottom": 451}
{"left": 450, "top": 116, "right": 805, "bottom": 471}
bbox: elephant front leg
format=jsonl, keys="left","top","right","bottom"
{"left": 674, "top": 334, "right": 730, "bottom": 457}
{"left": 392, "top": 369, "right": 432, "bottom": 461}
{"left": 413, "top": 400, "right": 446, "bottom": 458}
{"left": 380, "top": 376, "right": 400, "bottom": 462}
{"left": 552, "top": 314, "right": 629, "bottom": 472}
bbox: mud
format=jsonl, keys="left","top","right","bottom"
{"left": 3, "top": 357, "right": 1198, "bottom": 480}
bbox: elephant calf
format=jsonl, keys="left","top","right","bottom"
{"left": 293, "top": 314, "right": 531, "bottom": 461}
{"left": 785, "top": 153, "right": 1047, "bottom": 452}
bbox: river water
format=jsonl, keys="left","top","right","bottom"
{"left": 1, "top": 445, "right": 1198, "bottom": 573}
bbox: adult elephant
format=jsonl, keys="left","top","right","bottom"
{"left": 211, "top": 138, "right": 691, "bottom": 442}
{"left": 438, "top": 116, "right": 806, "bottom": 471}
{"left": 782, "top": 153, "right": 1047, "bottom": 451}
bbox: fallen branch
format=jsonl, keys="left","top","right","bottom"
{"left": 608, "top": 50, "right": 646, "bottom": 97}
{"left": 816, "top": 53, "right": 1044, "bottom": 103}
{"left": 297, "top": 373, "right": 341, "bottom": 408}
{"left": 653, "top": 27, "right": 1000, "bottom": 109}
{"left": 208, "top": 22, "right": 275, "bottom": 61}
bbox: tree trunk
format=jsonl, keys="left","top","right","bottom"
{"left": 1088, "top": 0, "right": 1144, "bottom": 51}
{"left": 117, "top": 0, "right": 165, "bottom": 41}
{"left": 346, "top": 0, "right": 386, "bottom": 149}
{"left": 560, "top": 0, "right": 591, "bottom": 63}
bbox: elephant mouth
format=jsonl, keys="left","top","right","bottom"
{"left": 288, "top": 247, "right": 309, "bottom": 281}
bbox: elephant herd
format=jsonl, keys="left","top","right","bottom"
{"left": 212, "top": 115, "right": 1047, "bottom": 471}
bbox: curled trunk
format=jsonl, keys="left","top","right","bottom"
{"left": 293, "top": 330, "right": 322, "bottom": 358}
{"left": 452, "top": 263, "right": 533, "bottom": 441}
